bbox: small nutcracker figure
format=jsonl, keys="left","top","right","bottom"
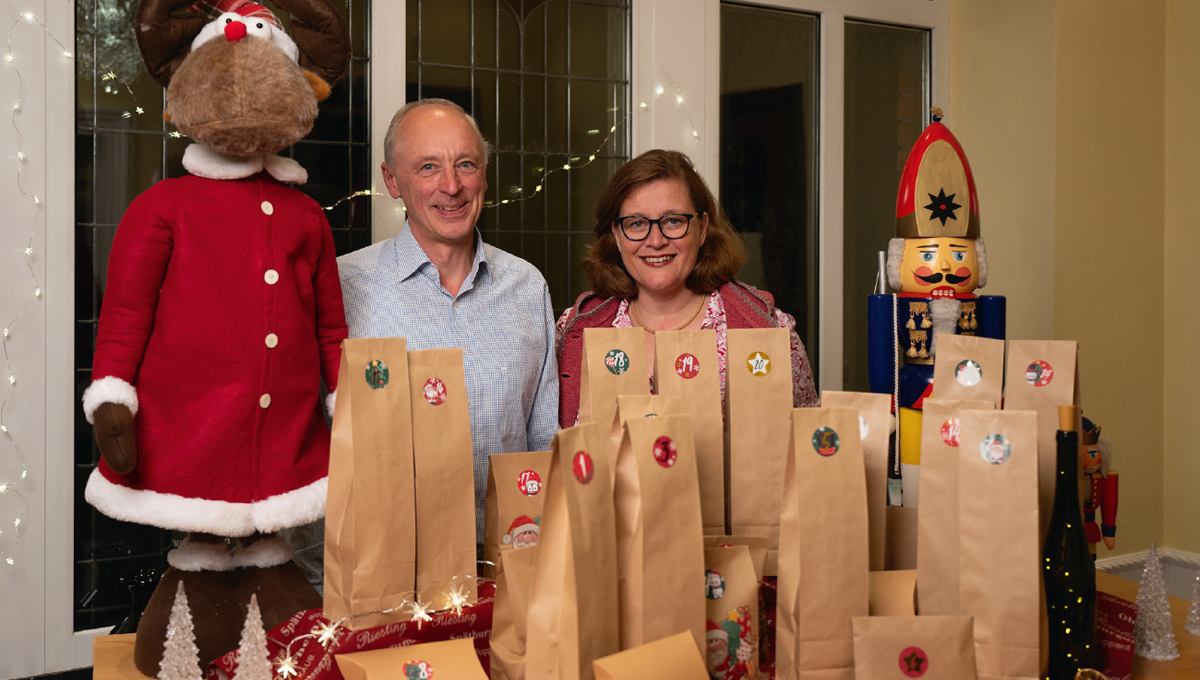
{"left": 1081, "top": 417, "right": 1119, "bottom": 559}
{"left": 867, "top": 108, "right": 1006, "bottom": 507}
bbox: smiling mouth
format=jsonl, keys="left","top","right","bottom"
{"left": 641, "top": 254, "right": 675, "bottom": 264}
{"left": 436, "top": 202, "right": 467, "bottom": 212}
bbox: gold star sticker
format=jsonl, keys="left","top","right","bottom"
{"left": 405, "top": 599, "right": 433, "bottom": 630}
{"left": 447, "top": 582, "right": 469, "bottom": 615}
{"left": 747, "top": 352, "right": 770, "bottom": 375}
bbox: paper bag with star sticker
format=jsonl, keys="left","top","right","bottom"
{"left": 850, "top": 615, "right": 976, "bottom": 679}
{"left": 725, "top": 327, "right": 793, "bottom": 576}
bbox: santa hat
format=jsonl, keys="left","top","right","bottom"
{"left": 502, "top": 515, "right": 539, "bottom": 544}
{"left": 706, "top": 620, "right": 729, "bottom": 641}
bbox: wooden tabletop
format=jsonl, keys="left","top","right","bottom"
{"left": 1096, "top": 571, "right": 1200, "bottom": 678}
{"left": 93, "top": 635, "right": 152, "bottom": 680}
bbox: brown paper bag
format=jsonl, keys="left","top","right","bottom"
{"left": 703, "top": 546, "right": 760, "bottom": 679}
{"left": 850, "top": 615, "right": 976, "bottom": 679}
{"left": 958, "top": 409, "right": 1041, "bottom": 680}
{"left": 614, "top": 414, "right": 706, "bottom": 652}
{"left": 526, "top": 422, "right": 620, "bottom": 680}
{"left": 885, "top": 506, "right": 919, "bottom": 570}
{"left": 324, "top": 338, "right": 416, "bottom": 629}
{"left": 915, "top": 398, "right": 994, "bottom": 615}
{"left": 491, "top": 544, "right": 540, "bottom": 680}
{"left": 1003, "top": 340, "right": 1080, "bottom": 544}
{"left": 930, "top": 334, "right": 1005, "bottom": 407}
{"left": 776, "top": 408, "right": 870, "bottom": 680}
{"left": 484, "top": 450, "right": 553, "bottom": 578}
{"left": 653, "top": 329, "right": 726, "bottom": 534}
{"left": 725, "top": 328, "right": 794, "bottom": 576}
{"left": 820, "top": 391, "right": 891, "bottom": 571}
{"left": 703, "top": 535, "right": 768, "bottom": 582}
{"left": 336, "top": 637, "right": 487, "bottom": 680}
{"left": 578, "top": 327, "right": 648, "bottom": 429}
{"left": 408, "top": 348, "right": 476, "bottom": 604}
{"left": 869, "top": 570, "right": 917, "bottom": 616}
{"left": 611, "top": 394, "right": 685, "bottom": 484}
{"left": 592, "top": 631, "right": 710, "bottom": 680}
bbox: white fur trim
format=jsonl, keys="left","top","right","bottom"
{"left": 325, "top": 389, "right": 337, "bottom": 418}
{"left": 168, "top": 536, "right": 235, "bottom": 572}
{"left": 85, "top": 469, "right": 328, "bottom": 536}
{"left": 975, "top": 237, "right": 988, "bottom": 289}
{"left": 191, "top": 13, "right": 299, "bottom": 63}
{"left": 183, "top": 144, "right": 265, "bottom": 180}
{"left": 263, "top": 155, "right": 307, "bottom": 185}
{"left": 928, "top": 298, "right": 961, "bottom": 356}
{"left": 886, "top": 238, "right": 905, "bottom": 291}
{"left": 82, "top": 376, "right": 138, "bottom": 424}
{"left": 231, "top": 535, "right": 295, "bottom": 569}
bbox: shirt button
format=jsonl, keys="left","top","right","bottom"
{"left": 259, "top": 394, "right": 272, "bottom": 408}
{"left": 265, "top": 333, "right": 279, "bottom": 348}
{"left": 261, "top": 201, "right": 274, "bottom": 215}
{"left": 264, "top": 269, "right": 279, "bottom": 285}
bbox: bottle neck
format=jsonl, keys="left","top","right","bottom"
{"left": 1054, "top": 430, "right": 1081, "bottom": 497}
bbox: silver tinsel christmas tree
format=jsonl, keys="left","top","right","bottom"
{"left": 158, "top": 581, "right": 201, "bottom": 680}
{"left": 235, "top": 594, "right": 274, "bottom": 680}
{"left": 1186, "top": 563, "right": 1200, "bottom": 636}
{"left": 1134, "top": 542, "right": 1180, "bottom": 660}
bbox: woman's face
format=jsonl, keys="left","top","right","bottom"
{"left": 611, "top": 178, "right": 709, "bottom": 301}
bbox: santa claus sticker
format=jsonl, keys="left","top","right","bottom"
{"left": 706, "top": 610, "right": 754, "bottom": 680}
{"left": 675, "top": 353, "right": 700, "bottom": 379}
{"left": 1026, "top": 360, "right": 1054, "bottom": 387}
{"left": 955, "top": 359, "right": 982, "bottom": 387}
{"left": 403, "top": 661, "right": 432, "bottom": 680}
{"left": 940, "top": 417, "right": 961, "bottom": 447}
{"left": 502, "top": 515, "right": 540, "bottom": 549}
{"left": 898, "top": 646, "right": 929, "bottom": 678}
{"left": 422, "top": 377, "right": 446, "bottom": 406}
{"left": 653, "top": 436, "right": 678, "bottom": 468}
{"left": 573, "top": 451, "right": 594, "bottom": 485}
{"left": 517, "top": 469, "right": 542, "bottom": 497}
{"left": 980, "top": 434, "right": 1011, "bottom": 465}
{"left": 366, "top": 359, "right": 389, "bottom": 389}
{"left": 604, "top": 349, "right": 630, "bottom": 375}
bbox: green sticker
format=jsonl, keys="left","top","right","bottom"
{"left": 812, "top": 427, "right": 840, "bottom": 456}
{"left": 366, "top": 360, "right": 389, "bottom": 389}
{"left": 604, "top": 349, "right": 630, "bottom": 375}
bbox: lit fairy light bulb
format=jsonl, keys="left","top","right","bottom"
{"left": 4, "top": 54, "right": 13, "bottom": 63}
{"left": 13, "top": 518, "right": 19, "bottom": 527}
{"left": 562, "top": 164, "right": 570, "bottom": 170}
{"left": 63, "top": 51, "right": 72, "bottom": 59}
{"left": 11, "top": 103, "right": 18, "bottom": 111}
{"left": 7, "top": 374, "right": 14, "bottom": 385}
{"left": 23, "top": 13, "right": 33, "bottom": 22}
{"left": 588, "top": 155, "right": 596, "bottom": 162}
{"left": 0, "top": 484, "right": 7, "bottom": 492}
{"left": 5, "top": 558, "right": 12, "bottom": 565}
{"left": 34, "top": 288, "right": 41, "bottom": 298}
{"left": 24, "top": 247, "right": 31, "bottom": 255}
{"left": 676, "top": 95, "right": 683, "bottom": 104}
{"left": 639, "top": 102, "right": 647, "bottom": 109}
{"left": 17, "top": 152, "right": 25, "bottom": 161}
{"left": 655, "top": 86, "right": 664, "bottom": 95}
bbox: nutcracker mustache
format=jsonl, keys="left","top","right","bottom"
{"left": 914, "top": 272, "right": 972, "bottom": 285}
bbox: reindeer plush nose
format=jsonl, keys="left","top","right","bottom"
{"left": 224, "top": 20, "right": 247, "bottom": 42}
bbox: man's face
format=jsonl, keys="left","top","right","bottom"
{"left": 382, "top": 105, "right": 487, "bottom": 251}
{"left": 706, "top": 637, "right": 729, "bottom": 672}
{"left": 898, "top": 237, "right": 979, "bottom": 297}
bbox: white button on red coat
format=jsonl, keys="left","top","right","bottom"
{"left": 259, "top": 394, "right": 272, "bottom": 408}
{"left": 265, "top": 333, "right": 278, "bottom": 348}
{"left": 264, "top": 269, "right": 279, "bottom": 285}
{"left": 261, "top": 201, "right": 274, "bottom": 215}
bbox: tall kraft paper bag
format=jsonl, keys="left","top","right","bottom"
{"left": 1003, "top": 340, "right": 1081, "bottom": 544}
{"left": 408, "top": 349, "right": 476, "bottom": 604}
{"left": 593, "top": 632, "right": 710, "bottom": 680}
{"left": 703, "top": 546, "right": 761, "bottom": 680}
{"left": 776, "top": 408, "right": 870, "bottom": 680}
{"left": 915, "top": 398, "right": 994, "bottom": 616}
{"left": 821, "top": 391, "right": 891, "bottom": 571}
{"left": 929, "top": 334, "right": 1005, "bottom": 406}
{"left": 653, "top": 329, "right": 726, "bottom": 535}
{"left": 958, "top": 409, "right": 1041, "bottom": 680}
{"left": 611, "top": 394, "right": 685, "bottom": 483}
{"left": 526, "top": 422, "right": 619, "bottom": 680}
{"left": 725, "top": 327, "right": 793, "bottom": 576}
{"left": 614, "top": 414, "right": 706, "bottom": 653}
{"left": 325, "top": 338, "right": 416, "bottom": 629}
{"left": 578, "top": 327, "right": 648, "bottom": 429}
{"left": 484, "top": 450, "right": 553, "bottom": 578}
{"left": 492, "top": 544, "right": 540, "bottom": 680}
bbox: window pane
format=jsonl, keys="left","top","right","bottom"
{"left": 842, "top": 20, "right": 929, "bottom": 391}
{"left": 719, "top": 3, "right": 819, "bottom": 382}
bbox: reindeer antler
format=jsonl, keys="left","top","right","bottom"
{"left": 277, "top": 0, "right": 351, "bottom": 87}
{"left": 135, "top": 0, "right": 210, "bottom": 88}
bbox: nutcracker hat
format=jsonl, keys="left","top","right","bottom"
{"left": 502, "top": 515, "right": 539, "bottom": 545}
{"left": 895, "top": 107, "right": 980, "bottom": 239}
{"left": 706, "top": 620, "right": 729, "bottom": 641}
{"left": 1082, "top": 417, "right": 1102, "bottom": 446}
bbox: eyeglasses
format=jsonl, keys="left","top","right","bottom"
{"left": 615, "top": 213, "right": 699, "bottom": 241}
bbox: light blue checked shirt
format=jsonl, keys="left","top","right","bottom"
{"left": 283, "top": 222, "right": 559, "bottom": 591}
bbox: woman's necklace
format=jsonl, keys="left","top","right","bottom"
{"left": 630, "top": 294, "right": 706, "bottom": 334}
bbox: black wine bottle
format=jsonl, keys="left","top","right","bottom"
{"left": 1043, "top": 405, "right": 1097, "bottom": 678}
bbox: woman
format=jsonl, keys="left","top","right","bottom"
{"left": 556, "top": 148, "right": 818, "bottom": 428}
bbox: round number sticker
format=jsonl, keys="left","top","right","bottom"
{"left": 604, "top": 349, "right": 630, "bottom": 375}
{"left": 898, "top": 646, "right": 929, "bottom": 678}
{"left": 980, "top": 434, "right": 1011, "bottom": 465}
{"left": 858, "top": 416, "right": 869, "bottom": 441}
{"left": 652, "top": 436, "right": 678, "bottom": 468}
{"left": 365, "top": 360, "right": 389, "bottom": 389}
{"left": 955, "top": 359, "right": 983, "bottom": 387}
{"left": 940, "top": 418, "right": 961, "bottom": 447}
{"left": 747, "top": 351, "right": 771, "bottom": 376}
{"left": 1025, "top": 360, "right": 1054, "bottom": 387}
{"left": 422, "top": 378, "right": 446, "bottom": 406}
{"left": 573, "top": 451, "right": 594, "bottom": 485}
{"left": 675, "top": 353, "right": 700, "bottom": 379}
{"left": 812, "top": 427, "right": 840, "bottom": 456}
{"left": 404, "top": 661, "right": 433, "bottom": 680}
{"left": 704, "top": 569, "right": 726, "bottom": 600}
{"left": 517, "top": 470, "right": 542, "bottom": 497}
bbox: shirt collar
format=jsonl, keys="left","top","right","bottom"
{"left": 392, "top": 220, "right": 490, "bottom": 291}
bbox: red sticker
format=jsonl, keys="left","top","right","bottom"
{"left": 898, "top": 646, "right": 929, "bottom": 677}
{"left": 517, "top": 469, "right": 542, "bottom": 496}
{"left": 1026, "top": 360, "right": 1054, "bottom": 387}
{"left": 675, "top": 353, "right": 700, "bottom": 379}
{"left": 652, "top": 436, "right": 678, "bottom": 468}
{"left": 940, "top": 418, "right": 961, "bottom": 447}
{"left": 572, "top": 451, "right": 594, "bottom": 485}
{"left": 422, "top": 378, "right": 446, "bottom": 406}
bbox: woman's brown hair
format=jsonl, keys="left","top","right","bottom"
{"left": 582, "top": 149, "right": 746, "bottom": 299}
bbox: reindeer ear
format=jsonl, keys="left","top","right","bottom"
{"left": 276, "top": 0, "right": 352, "bottom": 89}
{"left": 135, "top": 0, "right": 209, "bottom": 88}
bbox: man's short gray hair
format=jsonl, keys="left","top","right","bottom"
{"left": 383, "top": 98, "right": 493, "bottom": 171}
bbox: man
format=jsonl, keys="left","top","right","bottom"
{"left": 287, "top": 99, "right": 559, "bottom": 590}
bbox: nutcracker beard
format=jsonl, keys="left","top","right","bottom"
{"left": 926, "top": 298, "right": 962, "bottom": 356}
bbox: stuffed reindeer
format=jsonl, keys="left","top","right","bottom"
{"left": 81, "top": 0, "right": 350, "bottom": 672}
